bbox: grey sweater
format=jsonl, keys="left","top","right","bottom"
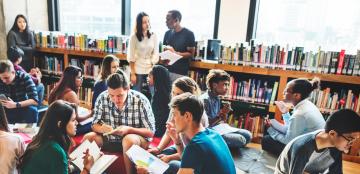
{"left": 275, "top": 130, "right": 342, "bottom": 174}
{"left": 7, "top": 30, "right": 35, "bottom": 51}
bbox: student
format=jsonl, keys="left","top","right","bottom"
{"left": 262, "top": 77, "right": 326, "bottom": 156}
{"left": 0, "top": 60, "right": 38, "bottom": 123}
{"left": 127, "top": 12, "right": 159, "bottom": 93}
{"left": 92, "top": 55, "right": 120, "bottom": 109}
{"left": 82, "top": 70, "right": 155, "bottom": 174}
{"left": 7, "top": 14, "right": 36, "bottom": 72}
{"left": 19, "top": 100, "right": 94, "bottom": 174}
{"left": 148, "top": 65, "right": 171, "bottom": 137}
{"left": 200, "top": 69, "right": 252, "bottom": 148}
{"left": 0, "top": 102, "right": 25, "bottom": 174}
{"left": 147, "top": 76, "right": 208, "bottom": 174}
{"left": 275, "top": 109, "right": 360, "bottom": 174}
{"left": 48, "top": 66, "right": 92, "bottom": 134}
{"left": 162, "top": 10, "right": 196, "bottom": 82}
{"left": 138, "top": 93, "right": 236, "bottom": 174}
{"left": 7, "top": 46, "right": 45, "bottom": 107}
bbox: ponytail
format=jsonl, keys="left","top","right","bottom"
{"left": 291, "top": 77, "right": 321, "bottom": 100}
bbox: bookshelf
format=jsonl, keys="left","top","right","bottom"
{"left": 190, "top": 60, "right": 360, "bottom": 163}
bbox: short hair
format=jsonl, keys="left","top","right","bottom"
{"left": 107, "top": 69, "right": 130, "bottom": 89}
{"left": 206, "top": 69, "right": 231, "bottom": 89}
{"left": 0, "top": 59, "right": 14, "bottom": 73}
{"left": 325, "top": 109, "right": 360, "bottom": 134}
{"left": 169, "top": 92, "right": 204, "bottom": 124}
{"left": 168, "top": 10, "right": 182, "bottom": 22}
{"left": 7, "top": 46, "right": 24, "bottom": 63}
{"left": 290, "top": 77, "right": 320, "bottom": 100}
{"left": 173, "top": 76, "right": 201, "bottom": 96}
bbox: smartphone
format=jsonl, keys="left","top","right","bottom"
{"left": 0, "top": 94, "right": 9, "bottom": 101}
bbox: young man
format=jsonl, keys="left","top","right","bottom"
{"left": 0, "top": 60, "right": 38, "bottom": 123}
{"left": 83, "top": 70, "right": 155, "bottom": 174}
{"left": 163, "top": 10, "right": 196, "bottom": 82}
{"left": 200, "top": 69, "right": 252, "bottom": 148}
{"left": 275, "top": 109, "right": 360, "bottom": 174}
{"left": 167, "top": 92, "right": 236, "bottom": 174}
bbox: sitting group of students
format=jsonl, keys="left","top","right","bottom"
{"left": 1, "top": 51, "right": 360, "bottom": 174}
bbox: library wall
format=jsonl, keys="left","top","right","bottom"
{"left": 218, "top": 0, "right": 250, "bottom": 45}
{"left": 0, "top": 0, "right": 6, "bottom": 59}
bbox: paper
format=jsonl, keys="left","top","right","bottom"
{"left": 79, "top": 117, "right": 94, "bottom": 126}
{"left": 78, "top": 106, "right": 91, "bottom": 120}
{"left": 126, "top": 145, "right": 169, "bottom": 174}
{"left": 70, "top": 140, "right": 117, "bottom": 174}
{"left": 211, "top": 123, "right": 239, "bottom": 135}
{"left": 270, "top": 119, "right": 288, "bottom": 134}
{"left": 159, "top": 50, "right": 182, "bottom": 65}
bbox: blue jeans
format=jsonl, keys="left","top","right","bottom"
{"left": 5, "top": 105, "right": 38, "bottom": 124}
{"left": 161, "top": 146, "right": 181, "bottom": 174}
{"left": 132, "top": 74, "right": 148, "bottom": 92}
{"left": 36, "top": 83, "right": 45, "bottom": 106}
{"left": 222, "top": 128, "right": 252, "bottom": 148}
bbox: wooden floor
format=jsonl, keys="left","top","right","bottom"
{"left": 247, "top": 143, "right": 360, "bottom": 174}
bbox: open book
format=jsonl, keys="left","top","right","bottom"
{"left": 70, "top": 140, "right": 117, "bottom": 174}
{"left": 270, "top": 119, "right": 288, "bottom": 134}
{"left": 211, "top": 123, "right": 239, "bottom": 135}
{"left": 159, "top": 50, "right": 182, "bottom": 65}
{"left": 126, "top": 145, "right": 169, "bottom": 174}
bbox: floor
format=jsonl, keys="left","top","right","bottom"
{"left": 233, "top": 143, "right": 360, "bottom": 174}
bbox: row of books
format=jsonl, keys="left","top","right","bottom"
{"left": 70, "top": 59, "right": 101, "bottom": 80}
{"left": 227, "top": 113, "right": 265, "bottom": 138}
{"left": 189, "top": 71, "right": 279, "bottom": 105}
{"left": 39, "top": 56, "right": 64, "bottom": 75}
{"left": 35, "top": 31, "right": 129, "bottom": 53}
{"left": 197, "top": 41, "right": 360, "bottom": 76}
{"left": 309, "top": 88, "right": 360, "bottom": 114}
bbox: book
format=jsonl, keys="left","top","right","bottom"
{"left": 211, "top": 123, "right": 239, "bottom": 135}
{"left": 159, "top": 50, "right": 182, "bottom": 65}
{"left": 70, "top": 140, "right": 117, "bottom": 174}
{"left": 126, "top": 145, "right": 169, "bottom": 174}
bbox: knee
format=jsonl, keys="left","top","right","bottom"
{"left": 122, "top": 134, "right": 141, "bottom": 149}
{"left": 82, "top": 132, "right": 102, "bottom": 145}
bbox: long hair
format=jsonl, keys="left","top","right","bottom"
{"left": 98, "top": 55, "right": 119, "bottom": 81}
{"left": 0, "top": 103, "right": 9, "bottom": 132}
{"left": 11, "top": 14, "right": 30, "bottom": 32}
{"left": 19, "top": 100, "right": 78, "bottom": 169}
{"left": 48, "top": 66, "right": 82, "bottom": 104}
{"left": 173, "top": 76, "right": 201, "bottom": 96}
{"left": 135, "top": 12, "right": 151, "bottom": 42}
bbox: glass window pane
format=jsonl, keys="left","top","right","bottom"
{"left": 131, "top": 0, "right": 216, "bottom": 42}
{"left": 256, "top": 0, "right": 360, "bottom": 54}
{"left": 59, "top": 0, "right": 122, "bottom": 36}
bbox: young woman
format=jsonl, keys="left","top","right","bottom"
{"left": 0, "top": 103, "right": 25, "bottom": 174}
{"left": 48, "top": 66, "right": 91, "bottom": 134}
{"left": 146, "top": 76, "right": 209, "bottom": 174}
{"left": 92, "top": 55, "right": 119, "bottom": 109}
{"left": 127, "top": 12, "right": 159, "bottom": 93}
{"left": 7, "top": 14, "right": 36, "bottom": 72}
{"left": 19, "top": 100, "right": 94, "bottom": 174}
{"left": 148, "top": 65, "right": 171, "bottom": 137}
{"left": 261, "top": 77, "right": 326, "bottom": 156}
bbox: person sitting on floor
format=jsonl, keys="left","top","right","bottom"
{"left": 262, "top": 77, "right": 325, "bottom": 156}
{"left": 275, "top": 109, "right": 360, "bottom": 174}
{"left": 200, "top": 69, "right": 252, "bottom": 149}
{"left": 137, "top": 93, "right": 236, "bottom": 174}
{"left": 0, "top": 60, "right": 38, "bottom": 123}
{"left": 0, "top": 102, "right": 26, "bottom": 174}
{"left": 7, "top": 46, "right": 45, "bottom": 107}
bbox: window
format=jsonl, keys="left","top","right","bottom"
{"left": 255, "top": 0, "right": 360, "bottom": 54}
{"left": 59, "top": 0, "right": 122, "bottom": 36}
{"left": 130, "top": 0, "right": 216, "bottom": 42}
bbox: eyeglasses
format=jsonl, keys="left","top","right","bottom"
{"left": 339, "top": 134, "right": 356, "bottom": 144}
{"left": 76, "top": 76, "right": 83, "bottom": 80}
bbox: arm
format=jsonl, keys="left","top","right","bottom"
{"left": 177, "top": 168, "right": 194, "bottom": 174}
{"left": 127, "top": 35, "right": 137, "bottom": 84}
{"left": 22, "top": 74, "right": 38, "bottom": 106}
{"left": 151, "top": 34, "right": 159, "bottom": 65}
{"left": 268, "top": 115, "right": 306, "bottom": 144}
{"left": 92, "top": 95, "right": 113, "bottom": 134}
{"left": 178, "top": 32, "right": 195, "bottom": 59}
{"left": 7, "top": 31, "right": 16, "bottom": 47}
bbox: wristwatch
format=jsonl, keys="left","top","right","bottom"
{"left": 16, "top": 102, "right": 21, "bottom": 108}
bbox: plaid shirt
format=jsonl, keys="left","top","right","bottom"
{"left": 0, "top": 71, "right": 38, "bottom": 103}
{"left": 93, "top": 89, "right": 155, "bottom": 142}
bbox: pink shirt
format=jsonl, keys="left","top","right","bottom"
{"left": 0, "top": 131, "right": 25, "bottom": 174}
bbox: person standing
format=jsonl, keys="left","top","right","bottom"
{"left": 163, "top": 10, "right": 196, "bottom": 82}
{"left": 127, "top": 12, "right": 159, "bottom": 94}
{"left": 7, "top": 14, "right": 36, "bottom": 72}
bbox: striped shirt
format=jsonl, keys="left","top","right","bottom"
{"left": 0, "top": 71, "right": 38, "bottom": 103}
{"left": 93, "top": 89, "right": 155, "bottom": 142}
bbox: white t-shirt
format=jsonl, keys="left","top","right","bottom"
{"left": 127, "top": 33, "right": 159, "bottom": 74}
{"left": 0, "top": 131, "right": 25, "bottom": 174}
